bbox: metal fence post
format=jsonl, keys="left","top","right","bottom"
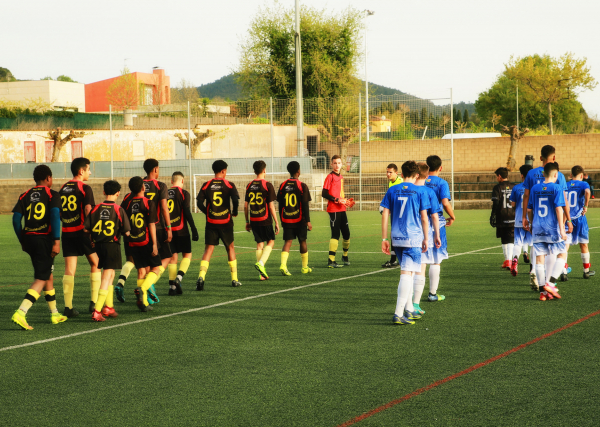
{"left": 109, "top": 105, "right": 113, "bottom": 179}
{"left": 188, "top": 101, "right": 192, "bottom": 192}
{"left": 450, "top": 88, "right": 455, "bottom": 209}
{"left": 270, "top": 97, "right": 274, "bottom": 177}
{"left": 358, "top": 93, "right": 362, "bottom": 211}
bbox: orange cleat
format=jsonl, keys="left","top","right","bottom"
{"left": 502, "top": 260, "right": 511, "bottom": 270}
{"left": 543, "top": 284, "right": 561, "bottom": 299}
{"left": 92, "top": 310, "right": 106, "bottom": 322}
{"left": 101, "top": 306, "right": 119, "bottom": 318}
{"left": 539, "top": 292, "right": 548, "bottom": 301}
{"left": 510, "top": 258, "right": 518, "bottom": 276}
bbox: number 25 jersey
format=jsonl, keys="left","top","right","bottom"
{"left": 245, "top": 179, "right": 276, "bottom": 226}
{"left": 197, "top": 179, "right": 239, "bottom": 229}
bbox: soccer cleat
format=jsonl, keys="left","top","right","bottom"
{"left": 89, "top": 301, "right": 95, "bottom": 313}
{"left": 539, "top": 292, "right": 548, "bottom": 301}
{"left": 566, "top": 266, "right": 572, "bottom": 274}
{"left": 511, "top": 257, "right": 518, "bottom": 276}
{"left": 196, "top": 277, "right": 205, "bottom": 291}
{"left": 63, "top": 307, "right": 79, "bottom": 318}
{"left": 301, "top": 266, "right": 313, "bottom": 274}
{"left": 174, "top": 282, "right": 183, "bottom": 294}
{"left": 328, "top": 260, "right": 343, "bottom": 268}
{"left": 583, "top": 270, "right": 596, "bottom": 279}
{"left": 342, "top": 256, "right": 350, "bottom": 266}
{"left": 428, "top": 293, "right": 445, "bottom": 302}
{"left": 392, "top": 314, "right": 415, "bottom": 325}
{"left": 529, "top": 273, "right": 539, "bottom": 291}
{"left": 501, "top": 260, "right": 511, "bottom": 270}
{"left": 543, "top": 284, "right": 561, "bottom": 299}
{"left": 560, "top": 273, "right": 568, "bottom": 282}
{"left": 413, "top": 303, "right": 426, "bottom": 315}
{"left": 280, "top": 266, "right": 292, "bottom": 276}
{"left": 231, "top": 280, "right": 242, "bottom": 287}
{"left": 168, "top": 281, "right": 176, "bottom": 296}
{"left": 51, "top": 312, "right": 68, "bottom": 324}
{"left": 523, "top": 252, "right": 530, "bottom": 264}
{"left": 391, "top": 260, "right": 399, "bottom": 267}
{"left": 381, "top": 261, "right": 392, "bottom": 268}
{"left": 101, "top": 306, "right": 118, "bottom": 318}
{"left": 92, "top": 310, "right": 106, "bottom": 322}
{"left": 134, "top": 288, "right": 146, "bottom": 311}
{"left": 148, "top": 285, "right": 160, "bottom": 304}
{"left": 12, "top": 310, "right": 33, "bottom": 330}
{"left": 260, "top": 275, "right": 267, "bottom": 281}
{"left": 115, "top": 284, "right": 125, "bottom": 303}
{"left": 404, "top": 310, "right": 422, "bottom": 320}
{"left": 255, "top": 262, "right": 269, "bottom": 280}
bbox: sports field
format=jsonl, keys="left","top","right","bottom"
{"left": 1, "top": 209, "right": 599, "bottom": 426}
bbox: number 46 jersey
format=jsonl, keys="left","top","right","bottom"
{"left": 197, "top": 179, "right": 239, "bottom": 228}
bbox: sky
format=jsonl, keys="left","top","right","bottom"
{"left": 3, "top": 0, "right": 599, "bottom": 116}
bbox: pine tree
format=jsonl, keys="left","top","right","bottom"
{"left": 464, "top": 109, "right": 470, "bottom": 123}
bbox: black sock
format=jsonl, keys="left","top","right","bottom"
{"left": 390, "top": 254, "right": 397, "bottom": 263}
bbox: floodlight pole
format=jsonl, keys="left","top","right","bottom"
{"left": 364, "top": 10, "right": 374, "bottom": 142}
{"left": 295, "top": 0, "right": 304, "bottom": 157}
{"left": 109, "top": 104, "right": 113, "bottom": 179}
{"left": 188, "top": 101, "right": 192, "bottom": 191}
{"left": 450, "top": 88, "right": 455, "bottom": 210}
{"left": 270, "top": 97, "right": 274, "bottom": 178}
{"left": 516, "top": 83, "right": 519, "bottom": 130}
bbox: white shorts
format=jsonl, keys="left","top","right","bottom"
{"left": 422, "top": 225, "right": 448, "bottom": 265}
{"left": 533, "top": 241, "right": 566, "bottom": 256}
{"left": 514, "top": 227, "right": 532, "bottom": 247}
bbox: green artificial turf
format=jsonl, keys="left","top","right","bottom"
{"left": 0, "top": 209, "right": 599, "bottom": 426}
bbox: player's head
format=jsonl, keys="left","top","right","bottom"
{"left": 571, "top": 165, "right": 584, "bottom": 180}
{"left": 172, "top": 171, "right": 184, "bottom": 184}
{"left": 33, "top": 164, "right": 53, "bottom": 186}
{"left": 253, "top": 160, "right": 267, "bottom": 176}
{"left": 386, "top": 163, "right": 398, "bottom": 181}
{"left": 129, "top": 176, "right": 144, "bottom": 195}
{"left": 212, "top": 159, "right": 228, "bottom": 175}
{"left": 103, "top": 180, "right": 121, "bottom": 196}
{"left": 331, "top": 155, "right": 342, "bottom": 173}
{"left": 519, "top": 164, "right": 533, "bottom": 181}
{"left": 540, "top": 145, "right": 556, "bottom": 162}
{"left": 494, "top": 167, "right": 509, "bottom": 182}
{"left": 143, "top": 159, "right": 159, "bottom": 177}
{"left": 417, "top": 162, "right": 429, "bottom": 180}
{"left": 401, "top": 161, "right": 419, "bottom": 180}
{"left": 543, "top": 162, "right": 559, "bottom": 181}
{"left": 426, "top": 155, "right": 442, "bottom": 172}
{"left": 287, "top": 161, "right": 300, "bottom": 177}
{"left": 71, "top": 157, "right": 91, "bottom": 180}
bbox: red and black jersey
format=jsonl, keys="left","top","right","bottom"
{"left": 143, "top": 178, "right": 168, "bottom": 229}
{"left": 123, "top": 196, "right": 157, "bottom": 247}
{"left": 277, "top": 179, "right": 311, "bottom": 227}
{"left": 197, "top": 179, "right": 239, "bottom": 229}
{"left": 85, "top": 201, "right": 130, "bottom": 244}
{"left": 168, "top": 186, "right": 191, "bottom": 236}
{"left": 59, "top": 180, "right": 95, "bottom": 233}
{"left": 13, "top": 186, "right": 60, "bottom": 236}
{"left": 491, "top": 181, "right": 516, "bottom": 228}
{"left": 245, "top": 179, "right": 276, "bottom": 226}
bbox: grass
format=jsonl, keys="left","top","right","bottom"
{"left": 0, "top": 209, "right": 599, "bottom": 426}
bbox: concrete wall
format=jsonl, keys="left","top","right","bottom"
{"left": 0, "top": 80, "right": 86, "bottom": 112}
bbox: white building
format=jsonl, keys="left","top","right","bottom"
{"left": 0, "top": 80, "right": 86, "bottom": 112}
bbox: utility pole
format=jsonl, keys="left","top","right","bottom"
{"left": 295, "top": 0, "right": 304, "bottom": 157}
{"left": 364, "top": 10, "right": 374, "bottom": 142}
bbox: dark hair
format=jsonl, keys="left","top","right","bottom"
{"left": 426, "top": 155, "right": 442, "bottom": 172}
{"left": 543, "top": 162, "right": 559, "bottom": 177}
{"left": 143, "top": 159, "right": 159, "bottom": 174}
{"left": 172, "top": 171, "right": 184, "bottom": 181}
{"left": 129, "top": 176, "right": 144, "bottom": 194}
{"left": 572, "top": 165, "right": 584, "bottom": 177}
{"left": 519, "top": 164, "right": 533, "bottom": 177}
{"left": 104, "top": 180, "right": 121, "bottom": 195}
{"left": 287, "top": 161, "right": 300, "bottom": 176}
{"left": 387, "top": 163, "right": 398, "bottom": 172}
{"left": 541, "top": 145, "right": 555, "bottom": 160}
{"left": 70, "top": 157, "right": 90, "bottom": 177}
{"left": 212, "top": 160, "right": 228, "bottom": 174}
{"left": 331, "top": 155, "right": 341, "bottom": 162}
{"left": 33, "top": 165, "right": 53, "bottom": 183}
{"left": 253, "top": 160, "right": 267, "bottom": 175}
{"left": 495, "top": 167, "right": 509, "bottom": 179}
{"left": 417, "top": 162, "right": 429, "bottom": 179}
{"left": 401, "top": 161, "right": 419, "bottom": 179}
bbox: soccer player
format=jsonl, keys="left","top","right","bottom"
{"left": 381, "top": 163, "right": 403, "bottom": 268}
{"left": 527, "top": 162, "right": 567, "bottom": 301}
{"left": 509, "top": 164, "right": 534, "bottom": 282}
{"left": 567, "top": 166, "right": 595, "bottom": 279}
{"left": 168, "top": 172, "right": 199, "bottom": 295}
{"left": 11, "top": 165, "right": 68, "bottom": 330}
{"left": 490, "top": 167, "right": 516, "bottom": 270}
{"left": 196, "top": 160, "right": 241, "bottom": 289}
{"left": 381, "top": 161, "right": 431, "bottom": 325}
{"left": 123, "top": 177, "right": 161, "bottom": 312}
{"left": 425, "top": 155, "right": 456, "bottom": 301}
{"left": 244, "top": 160, "right": 280, "bottom": 280}
{"left": 412, "top": 162, "right": 442, "bottom": 314}
{"left": 277, "top": 161, "right": 312, "bottom": 276}
{"left": 84, "top": 180, "right": 130, "bottom": 321}
{"left": 59, "top": 157, "right": 100, "bottom": 317}
{"left": 115, "top": 191, "right": 135, "bottom": 302}
{"left": 322, "top": 155, "right": 351, "bottom": 268}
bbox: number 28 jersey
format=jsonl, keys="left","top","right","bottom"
{"left": 380, "top": 183, "right": 430, "bottom": 248}
{"left": 59, "top": 180, "right": 95, "bottom": 233}
{"left": 527, "top": 182, "right": 565, "bottom": 243}
{"left": 197, "top": 179, "right": 239, "bottom": 229}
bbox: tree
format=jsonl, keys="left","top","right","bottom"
{"left": 316, "top": 99, "right": 360, "bottom": 166}
{"left": 47, "top": 128, "right": 85, "bottom": 162}
{"left": 463, "top": 109, "right": 469, "bottom": 123}
{"left": 171, "top": 78, "right": 199, "bottom": 105}
{"left": 57, "top": 75, "right": 77, "bottom": 83}
{"left": 237, "top": 3, "right": 363, "bottom": 99}
{"left": 0, "top": 67, "right": 16, "bottom": 82}
{"left": 106, "top": 67, "right": 139, "bottom": 111}
{"left": 174, "top": 126, "right": 228, "bottom": 158}
{"left": 501, "top": 125, "right": 529, "bottom": 171}
{"left": 504, "top": 53, "right": 597, "bottom": 134}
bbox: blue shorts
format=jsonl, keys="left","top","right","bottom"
{"left": 422, "top": 225, "right": 448, "bottom": 265}
{"left": 514, "top": 227, "right": 532, "bottom": 247}
{"left": 533, "top": 241, "right": 566, "bottom": 256}
{"left": 393, "top": 246, "right": 422, "bottom": 272}
{"left": 570, "top": 217, "right": 589, "bottom": 245}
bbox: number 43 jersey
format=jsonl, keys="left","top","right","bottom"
{"left": 528, "top": 181, "right": 565, "bottom": 243}
{"left": 197, "top": 179, "right": 240, "bottom": 229}
{"left": 380, "top": 182, "right": 430, "bottom": 248}
{"left": 85, "top": 201, "right": 130, "bottom": 244}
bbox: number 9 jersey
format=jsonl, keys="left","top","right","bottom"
{"left": 85, "top": 202, "right": 129, "bottom": 244}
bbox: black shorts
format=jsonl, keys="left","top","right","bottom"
{"left": 170, "top": 234, "right": 192, "bottom": 254}
{"left": 283, "top": 225, "right": 308, "bottom": 242}
{"left": 496, "top": 226, "right": 514, "bottom": 244}
{"left": 62, "top": 232, "right": 96, "bottom": 257}
{"left": 328, "top": 211, "right": 350, "bottom": 240}
{"left": 251, "top": 224, "right": 276, "bottom": 244}
{"left": 23, "top": 235, "right": 55, "bottom": 281}
{"left": 156, "top": 227, "right": 173, "bottom": 260}
{"left": 124, "top": 242, "right": 133, "bottom": 259}
{"left": 129, "top": 243, "right": 162, "bottom": 269}
{"left": 205, "top": 227, "right": 234, "bottom": 247}
{"left": 95, "top": 242, "right": 123, "bottom": 270}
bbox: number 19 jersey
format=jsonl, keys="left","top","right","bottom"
{"left": 380, "top": 182, "right": 430, "bottom": 248}
{"left": 528, "top": 182, "right": 565, "bottom": 243}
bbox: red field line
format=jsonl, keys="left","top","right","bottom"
{"left": 337, "top": 309, "right": 600, "bottom": 427}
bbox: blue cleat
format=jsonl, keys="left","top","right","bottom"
{"left": 413, "top": 303, "right": 426, "bottom": 315}
{"left": 115, "top": 284, "right": 125, "bottom": 303}
{"left": 428, "top": 293, "right": 445, "bottom": 302}
{"left": 392, "top": 314, "right": 415, "bottom": 325}
{"left": 148, "top": 284, "right": 160, "bottom": 304}
{"left": 404, "top": 310, "right": 422, "bottom": 320}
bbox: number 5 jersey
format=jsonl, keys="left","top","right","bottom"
{"left": 196, "top": 178, "right": 240, "bottom": 228}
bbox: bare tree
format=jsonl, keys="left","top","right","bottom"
{"left": 490, "top": 112, "right": 502, "bottom": 131}
{"left": 48, "top": 127, "right": 86, "bottom": 162}
{"left": 501, "top": 125, "right": 530, "bottom": 171}
{"left": 174, "top": 126, "right": 228, "bottom": 159}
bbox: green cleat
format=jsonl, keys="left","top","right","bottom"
{"left": 301, "top": 266, "right": 313, "bottom": 274}
{"left": 148, "top": 284, "right": 160, "bottom": 304}
{"left": 280, "top": 266, "right": 292, "bottom": 276}
{"left": 12, "top": 310, "right": 33, "bottom": 330}
{"left": 254, "top": 262, "right": 269, "bottom": 279}
{"left": 115, "top": 283, "right": 125, "bottom": 303}
{"left": 51, "top": 312, "right": 68, "bottom": 324}
{"left": 413, "top": 303, "right": 426, "bottom": 315}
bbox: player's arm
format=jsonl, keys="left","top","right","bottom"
{"left": 302, "top": 197, "right": 311, "bottom": 231}
{"left": 231, "top": 195, "right": 239, "bottom": 217}
{"left": 196, "top": 190, "right": 207, "bottom": 215}
{"left": 182, "top": 206, "right": 198, "bottom": 241}
{"left": 83, "top": 213, "right": 91, "bottom": 233}
{"left": 583, "top": 188, "right": 591, "bottom": 215}
{"left": 522, "top": 188, "right": 530, "bottom": 229}
{"left": 121, "top": 208, "right": 131, "bottom": 237}
{"left": 149, "top": 222, "right": 158, "bottom": 256}
{"left": 420, "top": 210, "right": 429, "bottom": 253}
{"left": 556, "top": 206, "right": 567, "bottom": 240}
{"left": 511, "top": 202, "right": 516, "bottom": 208}
{"left": 12, "top": 212, "right": 23, "bottom": 248}
{"left": 244, "top": 201, "right": 251, "bottom": 231}
{"left": 490, "top": 185, "right": 498, "bottom": 228}
{"left": 381, "top": 208, "right": 391, "bottom": 255}
{"left": 441, "top": 198, "right": 455, "bottom": 226}
{"left": 50, "top": 205, "right": 61, "bottom": 257}
{"left": 432, "top": 213, "right": 441, "bottom": 248}
{"left": 527, "top": 207, "right": 533, "bottom": 230}
{"left": 159, "top": 197, "right": 172, "bottom": 242}
{"left": 563, "top": 190, "right": 573, "bottom": 233}
{"left": 269, "top": 201, "right": 280, "bottom": 234}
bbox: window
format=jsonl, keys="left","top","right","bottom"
{"left": 45, "top": 141, "right": 54, "bottom": 162}
{"left": 71, "top": 140, "right": 82, "bottom": 159}
{"left": 307, "top": 135, "right": 318, "bottom": 157}
{"left": 24, "top": 141, "right": 36, "bottom": 163}
{"left": 132, "top": 140, "right": 145, "bottom": 161}
{"left": 144, "top": 86, "right": 153, "bottom": 105}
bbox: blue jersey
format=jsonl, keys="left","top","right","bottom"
{"left": 509, "top": 182, "right": 526, "bottom": 228}
{"left": 566, "top": 180, "right": 590, "bottom": 219}
{"left": 381, "top": 182, "right": 430, "bottom": 248}
{"left": 528, "top": 182, "right": 565, "bottom": 243}
{"left": 524, "top": 166, "right": 567, "bottom": 193}
{"left": 425, "top": 175, "right": 451, "bottom": 226}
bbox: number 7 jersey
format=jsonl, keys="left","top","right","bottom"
{"left": 380, "top": 182, "right": 430, "bottom": 248}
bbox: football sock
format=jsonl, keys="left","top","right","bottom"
{"left": 259, "top": 246, "right": 273, "bottom": 266}
{"left": 256, "top": 250, "right": 263, "bottom": 262}
{"left": 156, "top": 266, "right": 166, "bottom": 283}
{"left": 501, "top": 244, "right": 508, "bottom": 260}
{"left": 168, "top": 263, "right": 178, "bottom": 281}
{"left": 106, "top": 285, "right": 114, "bottom": 308}
{"left": 228, "top": 260, "right": 238, "bottom": 281}
{"left": 141, "top": 272, "right": 158, "bottom": 305}
{"left": 413, "top": 274, "right": 426, "bottom": 304}
{"left": 342, "top": 239, "right": 350, "bottom": 257}
{"left": 301, "top": 252, "right": 308, "bottom": 268}
{"left": 549, "top": 258, "right": 566, "bottom": 285}
{"left": 62, "top": 274, "right": 75, "bottom": 309}
{"left": 536, "top": 264, "right": 546, "bottom": 292}
{"left": 404, "top": 276, "right": 415, "bottom": 313}
{"left": 429, "top": 264, "right": 441, "bottom": 295}
{"left": 513, "top": 245, "right": 522, "bottom": 259}
{"left": 95, "top": 289, "right": 108, "bottom": 312}
{"left": 523, "top": 245, "right": 529, "bottom": 255}
{"left": 506, "top": 244, "right": 514, "bottom": 261}
{"left": 545, "top": 253, "right": 557, "bottom": 282}
{"left": 281, "top": 251, "right": 290, "bottom": 267}
{"left": 19, "top": 289, "right": 40, "bottom": 314}
{"left": 394, "top": 274, "right": 413, "bottom": 317}
{"left": 199, "top": 260, "right": 209, "bottom": 279}
{"left": 329, "top": 239, "right": 339, "bottom": 262}
{"left": 390, "top": 254, "right": 397, "bottom": 264}
{"left": 582, "top": 252, "right": 591, "bottom": 272}
{"left": 90, "top": 272, "right": 101, "bottom": 304}
{"left": 177, "top": 258, "right": 191, "bottom": 283}
{"left": 563, "top": 253, "right": 569, "bottom": 274}
{"left": 137, "top": 279, "right": 144, "bottom": 288}
{"left": 118, "top": 261, "right": 135, "bottom": 286}
{"left": 44, "top": 289, "right": 58, "bottom": 313}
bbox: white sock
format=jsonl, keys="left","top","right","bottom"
{"left": 550, "top": 258, "right": 566, "bottom": 284}
{"left": 563, "top": 253, "right": 568, "bottom": 274}
{"left": 429, "top": 264, "right": 441, "bottom": 295}
{"left": 545, "top": 254, "right": 557, "bottom": 282}
{"left": 536, "top": 264, "right": 546, "bottom": 289}
{"left": 582, "top": 252, "right": 591, "bottom": 272}
{"left": 405, "top": 275, "right": 415, "bottom": 313}
{"left": 523, "top": 245, "right": 529, "bottom": 255}
{"left": 513, "top": 245, "right": 522, "bottom": 259}
{"left": 413, "top": 274, "right": 426, "bottom": 305}
{"left": 502, "top": 244, "right": 508, "bottom": 260}
{"left": 395, "top": 274, "right": 413, "bottom": 316}
{"left": 506, "top": 244, "right": 514, "bottom": 261}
